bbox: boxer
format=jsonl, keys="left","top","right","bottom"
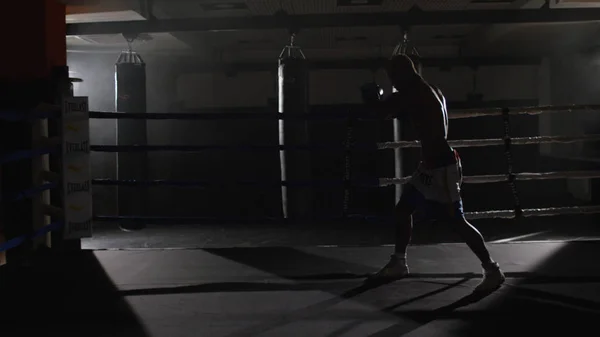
{"left": 366, "top": 54, "right": 505, "bottom": 293}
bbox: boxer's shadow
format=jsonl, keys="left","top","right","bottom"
{"left": 435, "top": 288, "right": 497, "bottom": 313}
{"left": 290, "top": 272, "right": 370, "bottom": 281}
{"left": 203, "top": 247, "right": 379, "bottom": 281}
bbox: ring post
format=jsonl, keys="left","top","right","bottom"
{"left": 60, "top": 97, "right": 93, "bottom": 242}
{"left": 31, "top": 101, "right": 52, "bottom": 251}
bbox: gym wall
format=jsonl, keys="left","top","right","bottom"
{"left": 71, "top": 51, "right": 583, "bottom": 219}
{"left": 177, "top": 65, "right": 539, "bottom": 107}
{"left": 539, "top": 54, "right": 600, "bottom": 201}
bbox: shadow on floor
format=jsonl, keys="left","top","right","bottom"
{"left": 0, "top": 251, "right": 148, "bottom": 337}
{"left": 117, "top": 272, "right": 600, "bottom": 298}
{"left": 201, "top": 244, "right": 600, "bottom": 337}
{"left": 9, "top": 242, "right": 598, "bottom": 337}
{"left": 381, "top": 241, "right": 600, "bottom": 337}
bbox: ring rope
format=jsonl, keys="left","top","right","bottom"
{"left": 0, "top": 101, "right": 72, "bottom": 255}
{"left": 377, "top": 134, "right": 600, "bottom": 149}
{"left": 93, "top": 169, "right": 599, "bottom": 189}
{"left": 91, "top": 104, "right": 600, "bottom": 120}
{"left": 4, "top": 103, "right": 598, "bottom": 227}
{"left": 450, "top": 104, "right": 600, "bottom": 119}
{"left": 0, "top": 221, "right": 64, "bottom": 252}
{"left": 0, "top": 183, "right": 58, "bottom": 202}
{"left": 87, "top": 134, "right": 600, "bottom": 154}
{"left": 89, "top": 204, "right": 600, "bottom": 223}
{"left": 4, "top": 103, "right": 600, "bottom": 122}
{"left": 91, "top": 178, "right": 378, "bottom": 188}
{"left": 379, "top": 170, "right": 600, "bottom": 186}
{"left": 465, "top": 205, "right": 600, "bottom": 220}
{"left": 501, "top": 108, "right": 523, "bottom": 218}
{"left": 90, "top": 144, "right": 368, "bottom": 152}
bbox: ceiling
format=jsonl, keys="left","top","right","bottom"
{"left": 64, "top": 0, "right": 600, "bottom": 62}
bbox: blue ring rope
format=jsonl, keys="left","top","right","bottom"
{"left": 91, "top": 178, "right": 380, "bottom": 188}
{"left": 0, "top": 221, "right": 64, "bottom": 252}
{"left": 93, "top": 214, "right": 388, "bottom": 224}
{"left": 0, "top": 183, "right": 59, "bottom": 202}
{"left": 0, "top": 143, "right": 380, "bottom": 167}
{"left": 91, "top": 144, "right": 378, "bottom": 152}
{"left": 0, "top": 147, "right": 60, "bottom": 165}
{"left": 0, "top": 109, "right": 60, "bottom": 122}
{"left": 89, "top": 111, "right": 369, "bottom": 121}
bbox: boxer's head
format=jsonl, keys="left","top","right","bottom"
{"left": 386, "top": 54, "right": 421, "bottom": 91}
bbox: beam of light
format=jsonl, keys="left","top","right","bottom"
{"left": 489, "top": 230, "right": 550, "bottom": 243}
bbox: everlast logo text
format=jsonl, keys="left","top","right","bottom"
{"left": 65, "top": 101, "right": 88, "bottom": 115}
{"left": 66, "top": 141, "right": 89, "bottom": 153}
{"left": 67, "top": 181, "right": 91, "bottom": 194}
{"left": 68, "top": 220, "right": 92, "bottom": 233}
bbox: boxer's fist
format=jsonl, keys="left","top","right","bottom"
{"left": 360, "top": 82, "right": 383, "bottom": 104}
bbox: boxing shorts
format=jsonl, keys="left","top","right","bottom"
{"left": 400, "top": 149, "right": 464, "bottom": 220}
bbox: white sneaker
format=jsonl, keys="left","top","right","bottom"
{"left": 474, "top": 263, "right": 505, "bottom": 293}
{"left": 368, "top": 254, "right": 409, "bottom": 281}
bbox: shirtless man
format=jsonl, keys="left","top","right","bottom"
{"left": 367, "top": 54, "right": 505, "bottom": 292}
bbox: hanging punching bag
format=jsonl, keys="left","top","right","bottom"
{"left": 278, "top": 45, "right": 312, "bottom": 220}
{"left": 115, "top": 50, "right": 147, "bottom": 231}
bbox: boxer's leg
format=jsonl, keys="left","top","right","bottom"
{"left": 442, "top": 195, "right": 505, "bottom": 292}
{"left": 394, "top": 184, "right": 419, "bottom": 257}
{"left": 445, "top": 200, "right": 494, "bottom": 266}
{"left": 429, "top": 160, "right": 505, "bottom": 292}
{"left": 368, "top": 184, "right": 420, "bottom": 281}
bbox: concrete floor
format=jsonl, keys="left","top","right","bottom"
{"left": 3, "top": 214, "right": 600, "bottom": 336}
{"left": 3, "top": 241, "right": 600, "bottom": 337}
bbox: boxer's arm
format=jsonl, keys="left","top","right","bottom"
{"left": 376, "top": 92, "right": 408, "bottom": 120}
{"left": 359, "top": 92, "right": 399, "bottom": 120}
{"left": 430, "top": 84, "right": 446, "bottom": 106}
{"left": 365, "top": 99, "right": 395, "bottom": 120}
{"left": 360, "top": 83, "right": 406, "bottom": 120}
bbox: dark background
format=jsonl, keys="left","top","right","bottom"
{"left": 67, "top": 52, "right": 600, "bottom": 225}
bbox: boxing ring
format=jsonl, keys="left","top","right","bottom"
{"left": 0, "top": 98, "right": 91, "bottom": 263}
{"left": 2, "top": 101, "right": 600, "bottom": 337}
{"left": 1, "top": 101, "right": 600, "bottom": 252}
{"left": 84, "top": 103, "right": 600, "bottom": 223}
